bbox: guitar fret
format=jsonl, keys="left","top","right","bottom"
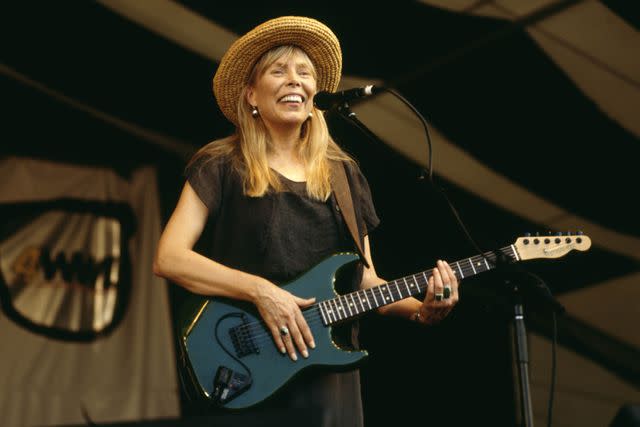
{"left": 362, "top": 290, "right": 373, "bottom": 310}
{"left": 319, "top": 303, "right": 328, "bottom": 325}
{"left": 381, "top": 284, "right": 393, "bottom": 303}
{"left": 469, "top": 258, "right": 477, "bottom": 275}
{"left": 402, "top": 277, "right": 411, "bottom": 295}
{"left": 330, "top": 299, "right": 342, "bottom": 321}
{"left": 455, "top": 262, "right": 464, "bottom": 279}
{"left": 331, "top": 298, "right": 342, "bottom": 322}
{"left": 394, "top": 280, "right": 403, "bottom": 299}
{"left": 354, "top": 292, "right": 365, "bottom": 313}
{"left": 409, "top": 275, "right": 418, "bottom": 293}
{"left": 484, "top": 257, "right": 490, "bottom": 270}
{"left": 349, "top": 293, "right": 360, "bottom": 315}
{"left": 323, "top": 301, "right": 335, "bottom": 323}
{"left": 343, "top": 295, "right": 354, "bottom": 317}
{"left": 337, "top": 298, "right": 347, "bottom": 319}
{"left": 370, "top": 287, "right": 380, "bottom": 307}
{"left": 349, "top": 294, "right": 358, "bottom": 315}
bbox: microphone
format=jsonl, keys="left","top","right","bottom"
{"left": 313, "top": 85, "right": 384, "bottom": 110}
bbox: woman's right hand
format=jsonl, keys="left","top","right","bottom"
{"left": 253, "top": 281, "right": 316, "bottom": 361}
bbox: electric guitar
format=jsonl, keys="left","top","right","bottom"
{"left": 177, "top": 234, "right": 591, "bottom": 409}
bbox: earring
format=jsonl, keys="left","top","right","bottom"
{"left": 308, "top": 112, "right": 313, "bottom": 119}
{"left": 251, "top": 106, "right": 259, "bottom": 118}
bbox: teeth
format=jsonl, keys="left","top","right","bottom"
{"left": 279, "top": 95, "right": 303, "bottom": 103}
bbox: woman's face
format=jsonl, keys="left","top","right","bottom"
{"left": 247, "top": 50, "right": 317, "bottom": 129}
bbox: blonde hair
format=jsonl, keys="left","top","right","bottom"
{"left": 190, "top": 45, "right": 353, "bottom": 201}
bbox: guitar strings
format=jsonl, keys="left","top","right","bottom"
{"left": 226, "top": 249, "right": 516, "bottom": 346}
{"left": 231, "top": 258, "right": 501, "bottom": 346}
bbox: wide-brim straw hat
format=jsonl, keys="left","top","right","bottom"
{"left": 213, "top": 16, "right": 342, "bottom": 125}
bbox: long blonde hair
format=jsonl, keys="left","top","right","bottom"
{"left": 189, "top": 45, "right": 354, "bottom": 201}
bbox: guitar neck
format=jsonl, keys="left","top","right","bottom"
{"left": 318, "top": 244, "right": 519, "bottom": 325}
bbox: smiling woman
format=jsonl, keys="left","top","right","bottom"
{"left": 153, "top": 15, "right": 460, "bottom": 426}
{"left": 246, "top": 46, "right": 317, "bottom": 128}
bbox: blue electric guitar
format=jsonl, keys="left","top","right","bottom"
{"left": 176, "top": 234, "right": 591, "bottom": 409}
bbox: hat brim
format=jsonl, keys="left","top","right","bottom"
{"left": 213, "top": 16, "right": 342, "bottom": 125}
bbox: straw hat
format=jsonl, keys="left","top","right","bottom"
{"left": 213, "top": 16, "right": 342, "bottom": 125}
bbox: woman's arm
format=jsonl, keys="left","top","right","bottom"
{"left": 153, "top": 182, "right": 265, "bottom": 301}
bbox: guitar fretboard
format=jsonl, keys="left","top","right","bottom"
{"left": 317, "top": 245, "right": 519, "bottom": 325}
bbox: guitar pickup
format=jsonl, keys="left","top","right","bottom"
{"left": 229, "top": 315, "right": 260, "bottom": 358}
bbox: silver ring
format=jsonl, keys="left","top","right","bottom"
{"left": 279, "top": 325, "right": 289, "bottom": 337}
{"left": 435, "top": 293, "right": 444, "bottom": 302}
{"left": 444, "top": 286, "right": 452, "bottom": 299}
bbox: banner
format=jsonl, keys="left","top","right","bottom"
{"left": 0, "top": 157, "right": 179, "bottom": 426}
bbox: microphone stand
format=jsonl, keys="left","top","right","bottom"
{"left": 334, "top": 102, "right": 383, "bottom": 148}
{"left": 493, "top": 252, "right": 565, "bottom": 427}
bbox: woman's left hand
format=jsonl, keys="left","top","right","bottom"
{"left": 416, "top": 260, "right": 459, "bottom": 324}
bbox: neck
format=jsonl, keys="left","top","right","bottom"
{"left": 265, "top": 123, "right": 304, "bottom": 164}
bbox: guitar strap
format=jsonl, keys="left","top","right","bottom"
{"left": 330, "top": 161, "right": 370, "bottom": 268}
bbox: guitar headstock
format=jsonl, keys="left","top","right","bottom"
{"left": 514, "top": 232, "right": 591, "bottom": 261}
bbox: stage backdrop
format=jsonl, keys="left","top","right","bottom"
{"left": 0, "top": 157, "right": 179, "bottom": 426}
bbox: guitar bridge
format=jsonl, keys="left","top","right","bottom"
{"left": 229, "top": 314, "right": 260, "bottom": 358}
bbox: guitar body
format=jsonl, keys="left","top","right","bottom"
{"left": 178, "top": 253, "right": 367, "bottom": 410}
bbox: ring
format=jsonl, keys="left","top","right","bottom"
{"left": 435, "top": 293, "right": 444, "bottom": 302}
{"left": 279, "top": 326, "right": 289, "bottom": 337}
{"left": 444, "top": 286, "right": 452, "bottom": 299}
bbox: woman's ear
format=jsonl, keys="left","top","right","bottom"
{"left": 246, "top": 86, "right": 256, "bottom": 108}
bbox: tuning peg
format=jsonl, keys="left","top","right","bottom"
{"left": 555, "top": 232, "right": 562, "bottom": 236}
{"left": 535, "top": 232, "right": 540, "bottom": 237}
{"left": 576, "top": 230, "right": 584, "bottom": 235}
{"left": 524, "top": 232, "right": 531, "bottom": 237}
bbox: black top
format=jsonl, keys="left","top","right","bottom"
{"left": 185, "top": 155, "right": 380, "bottom": 287}
{"left": 184, "top": 154, "right": 380, "bottom": 427}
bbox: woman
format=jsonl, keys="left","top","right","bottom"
{"left": 153, "top": 16, "right": 459, "bottom": 426}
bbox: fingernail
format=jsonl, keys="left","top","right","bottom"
{"left": 291, "top": 353, "right": 298, "bottom": 361}
{"left": 302, "top": 350, "right": 309, "bottom": 358}
{"left": 280, "top": 347, "right": 286, "bottom": 354}
{"left": 310, "top": 341, "right": 316, "bottom": 349}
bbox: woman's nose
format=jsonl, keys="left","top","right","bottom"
{"left": 286, "top": 70, "right": 301, "bottom": 86}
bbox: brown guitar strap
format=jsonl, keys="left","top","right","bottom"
{"left": 330, "top": 161, "right": 370, "bottom": 268}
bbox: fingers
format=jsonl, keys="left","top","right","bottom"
{"left": 294, "top": 296, "right": 316, "bottom": 353}
{"left": 270, "top": 324, "right": 287, "bottom": 357}
{"left": 263, "top": 294, "right": 316, "bottom": 362}
{"left": 438, "top": 260, "right": 458, "bottom": 306}
{"left": 433, "top": 264, "right": 445, "bottom": 303}
{"left": 419, "top": 260, "right": 460, "bottom": 324}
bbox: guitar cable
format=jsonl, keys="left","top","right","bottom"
{"left": 212, "top": 313, "right": 254, "bottom": 403}
{"left": 215, "top": 313, "right": 253, "bottom": 378}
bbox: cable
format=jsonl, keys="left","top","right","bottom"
{"left": 339, "top": 88, "right": 496, "bottom": 268}
{"left": 214, "top": 313, "right": 253, "bottom": 379}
